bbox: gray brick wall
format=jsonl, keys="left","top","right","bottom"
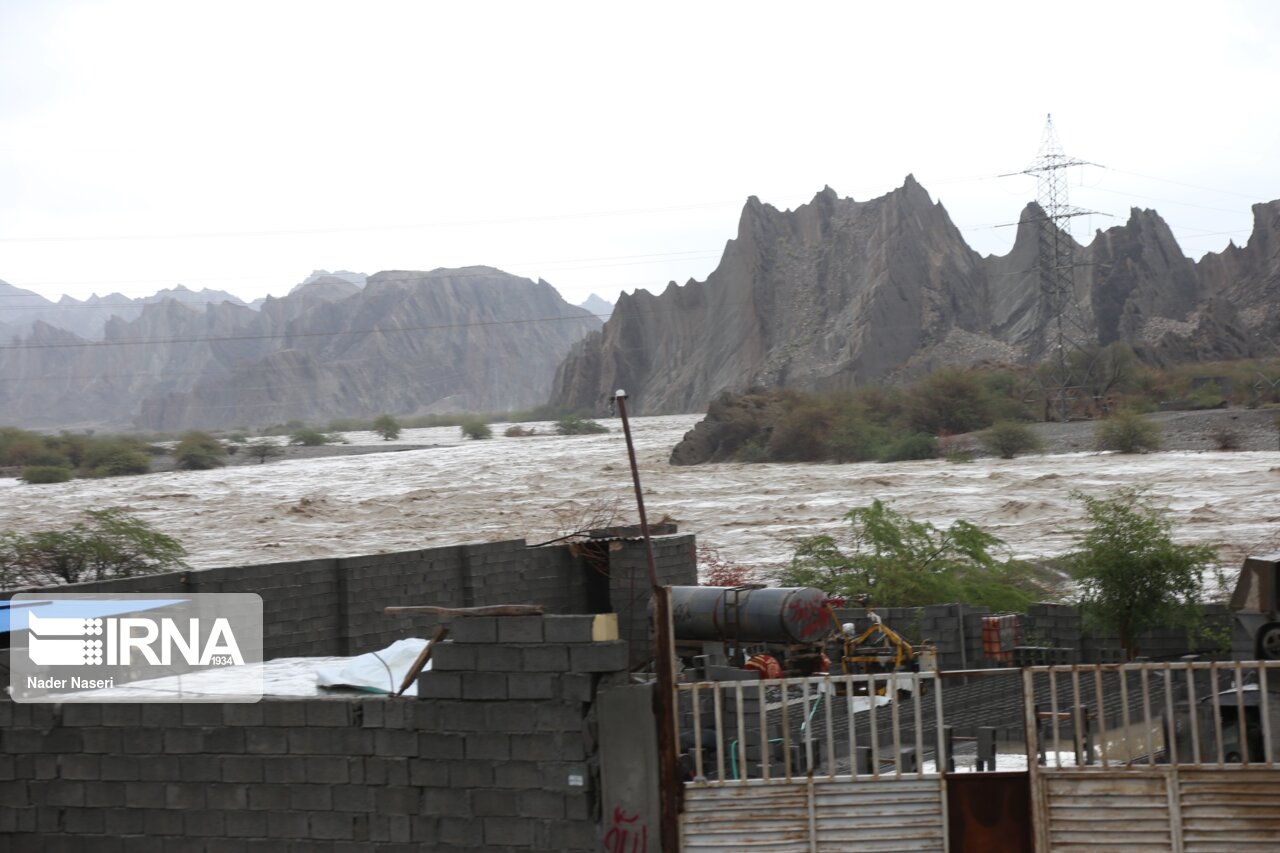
{"left": 1, "top": 534, "right": 696, "bottom": 850}
{"left": 1, "top": 613, "right": 637, "bottom": 850}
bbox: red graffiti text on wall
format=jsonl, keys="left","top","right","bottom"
{"left": 603, "top": 806, "right": 649, "bottom": 853}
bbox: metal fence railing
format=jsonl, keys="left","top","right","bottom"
{"left": 1023, "top": 660, "right": 1280, "bottom": 770}
{"left": 675, "top": 671, "right": 944, "bottom": 785}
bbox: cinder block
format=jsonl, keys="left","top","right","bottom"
{"left": 517, "top": 789, "right": 566, "bottom": 820}
{"left": 523, "top": 645, "right": 570, "bottom": 672}
{"left": 418, "top": 672, "right": 462, "bottom": 700}
{"left": 438, "top": 814, "right": 482, "bottom": 844}
{"left": 306, "top": 701, "right": 353, "bottom": 727}
{"left": 419, "top": 778, "right": 471, "bottom": 814}
{"left": 483, "top": 816, "right": 535, "bottom": 846}
{"left": 306, "top": 756, "right": 350, "bottom": 784}
{"left": 267, "top": 811, "right": 309, "bottom": 838}
{"left": 375, "top": 786, "right": 422, "bottom": 815}
{"left": 430, "top": 642, "right": 478, "bottom": 672}
{"left": 310, "top": 811, "right": 356, "bottom": 840}
{"left": 289, "top": 783, "right": 333, "bottom": 810}
{"left": 417, "top": 732, "right": 465, "bottom": 760}
{"left": 178, "top": 755, "right": 222, "bottom": 782}
{"left": 461, "top": 671, "right": 508, "bottom": 701}
{"left": 544, "top": 614, "right": 617, "bottom": 643}
{"left": 331, "top": 784, "right": 375, "bottom": 813}
{"left": 560, "top": 673, "right": 595, "bottom": 702}
{"left": 507, "top": 672, "right": 557, "bottom": 700}
{"left": 569, "top": 642, "right": 628, "bottom": 673}
{"left": 448, "top": 617, "right": 498, "bottom": 644}
{"left": 497, "top": 616, "right": 544, "bottom": 644}
{"left": 450, "top": 760, "right": 496, "bottom": 789}
{"left": 224, "top": 810, "right": 268, "bottom": 838}
{"left": 464, "top": 732, "right": 511, "bottom": 761}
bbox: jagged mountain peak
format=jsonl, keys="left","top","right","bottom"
{"left": 549, "top": 179, "right": 1278, "bottom": 416}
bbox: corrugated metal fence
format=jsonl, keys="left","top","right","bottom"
{"left": 1024, "top": 661, "right": 1280, "bottom": 852}
{"left": 678, "top": 672, "right": 947, "bottom": 852}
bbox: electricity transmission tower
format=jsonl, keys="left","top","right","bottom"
{"left": 1002, "top": 114, "right": 1103, "bottom": 422}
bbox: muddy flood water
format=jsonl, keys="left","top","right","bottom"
{"left": 2, "top": 414, "right": 1278, "bottom": 581}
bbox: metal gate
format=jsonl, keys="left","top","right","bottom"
{"left": 1023, "top": 661, "right": 1280, "bottom": 852}
{"left": 677, "top": 671, "right": 948, "bottom": 852}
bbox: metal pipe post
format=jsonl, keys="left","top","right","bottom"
{"left": 615, "top": 390, "right": 680, "bottom": 851}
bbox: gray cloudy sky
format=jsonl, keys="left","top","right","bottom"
{"left": 2, "top": 0, "right": 1278, "bottom": 308}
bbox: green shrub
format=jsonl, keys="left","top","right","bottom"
{"left": 1, "top": 508, "right": 187, "bottom": 586}
{"left": 20, "top": 465, "right": 73, "bottom": 484}
{"left": 504, "top": 425, "right": 536, "bottom": 437}
{"left": 979, "top": 421, "right": 1044, "bottom": 459}
{"left": 372, "top": 414, "right": 402, "bottom": 441}
{"left": 828, "top": 415, "right": 889, "bottom": 463}
{"left": 878, "top": 433, "right": 938, "bottom": 462}
{"left": 245, "top": 440, "right": 283, "bottom": 463}
{"left": 173, "top": 431, "right": 227, "bottom": 470}
{"left": 778, "top": 499, "right": 1042, "bottom": 610}
{"left": 460, "top": 419, "right": 492, "bottom": 440}
{"left": 289, "top": 428, "right": 333, "bottom": 447}
{"left": 79, "top": 439, "right": 151, "bottom": 477}
{"left": 766, "top": 403, "right": 832, "bottom": 461}
{"left": 1094, "top": 413, "right": 1162, "bottom": 453}
{"left": 555, "top": 415, "right": 608, "bottom": 435}
{"left": 733, "top": 437, "right": 771, "bottom": 462}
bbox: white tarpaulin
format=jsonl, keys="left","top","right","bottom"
{"left": 315, "top": 637, "right": 431, "bottom": 697}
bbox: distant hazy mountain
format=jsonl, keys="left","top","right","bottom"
{"left": 0, "top": 267, "right": 601, "bottom": 430}
{"left": 0, "top": 280, "right": 246, "bottom": 342}
{"left": 578, "top": 293, "right": 614, "bottom": 322}
{"left": 549, "top": 178, "right": 1280, "bottom": 415}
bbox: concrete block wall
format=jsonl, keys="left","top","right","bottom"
{"left": 609, "top": 536, "right": 699, "bottom": 665}
{"left": 3, "top": 534, "right": 695, "bottom": 664}
{"left": 415, "top": 613, "right": 632, "bottom": 850}
{"left": 0, "top": 613, "right": 637, "bottom": 850}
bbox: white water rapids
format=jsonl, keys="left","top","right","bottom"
{"left": 1, "top": 414, "right": 1278, "bottom": 581}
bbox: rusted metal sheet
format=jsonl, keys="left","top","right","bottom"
{"left": 680, "top": 777, "right": 946, "bottom": 852}
{"left": 1179, "top": 769, "right": 1280, "bottom": 851}
{"left": 947, "top": 771, "right": 1032, "bottom": 853}
{"left": 1042, "top": 771, "right": 1173, "bottom": 850}
{"left": 681, "top": 782, "right": 813, "bottom": 851}
{"left": 812, "top": 777, "right": 946, "bottom": 852}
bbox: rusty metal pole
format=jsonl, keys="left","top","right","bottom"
{"left": 615, "top": 390, "right": 680, "bottom": 852}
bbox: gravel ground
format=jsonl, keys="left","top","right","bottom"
{"left": 1011, "top": 407, "right": 1280, "bottom": 455}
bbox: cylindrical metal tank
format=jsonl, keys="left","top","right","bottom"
{"left": 668, "top": 586, "right": 834, "bottom": 645}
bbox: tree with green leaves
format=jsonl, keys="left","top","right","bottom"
{"left": 372, "top": 414, "right": 402, "bottom": 441}
{"left": 980, "top": 421, "right": 1043, "bottom": 459}
{"left": 777, "top": 499, "right": 1042, "bottom": 611}
{"left": 1067, "top": 489, "right": 1216, "bottom": 660}
{"left": 1, "top": 509, "right": 188, "bottom": 587}
{"left": 554, "top": 415, "right": 608, "bottom": 435}
{"left": 460, "top": 419, "right": 492, "bottom": 440}
{"left": 245, "top": 440, "right": 283, "bottom": 464}
{"left": 173, "top": 431, "right": 227, "bottom": 470}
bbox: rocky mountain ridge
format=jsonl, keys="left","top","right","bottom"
{"left": 549, "top": 178, "right": 1280, "bottom": 415}
{"left": 0, "top": 268, "right": 600, "bottom": 430}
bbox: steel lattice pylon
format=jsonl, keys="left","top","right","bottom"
{"left": 1004, "top": 114, "right": 1102, "bottom": 421}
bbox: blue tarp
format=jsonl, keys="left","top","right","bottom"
{"left": 0, "top": 598, "right": 187, "bottom": 633}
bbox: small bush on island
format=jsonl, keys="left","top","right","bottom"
{"left": 460, "top": 419, "right": 492, "bottom": 440}
{"left": 878, "top": 433, "right": 938, "bottom": 462}
{"left": 289, "top": 428, "right": 335, "bottom": 447}
{"left": 555, "top": 415, "right": 609, "bottom": 435}
{"left": 173, "top": 431, "right": 227, "bottom": 470}
{"left": 20, "top": 465, "right": 74, "bottom": 485}
{"left": 372, "top": 414, "right": 401, "bottom": 441}
{"left": 980, "top": 421, "right": 1043, "bottom": 459}
{"left": 79, "top": 438, "right": 151, "bottom": 477}
{"left": 504, "top": 425, "right": 536, "bottom": 437}
{"left": 245, "top": 440, "right": 283, "bottom": 463}
{"left": 1094, "top": 412, "right": 1162, "bottom": 453}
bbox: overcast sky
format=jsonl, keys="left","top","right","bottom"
{"left": 2, "top": 0, "right": 1278, "bottom": 310}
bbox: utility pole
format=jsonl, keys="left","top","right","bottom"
{"left": 1001, "top": 114, "right": 1104, "bottom": 422}
{"left": 614, "top": 390, "right": 680, "bottom": 852}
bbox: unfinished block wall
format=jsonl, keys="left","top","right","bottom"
{"left": 1, "top": 613, "right": 637, "bottom": 850}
